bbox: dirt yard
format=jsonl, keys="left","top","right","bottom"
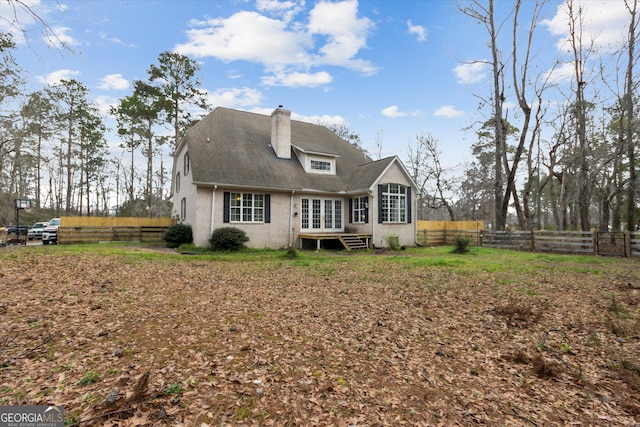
{"left": 0, "top": 247, "right": 639, "bottom": 426}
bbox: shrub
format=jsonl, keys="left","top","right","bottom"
{"left": 286, "top": 246, "right": 298, "bottom": 259}
{"left": 209, "top": 227, "right": 249, "bottom": 251}
{"left": 163, "top": 224, "right": 193, "bottom": 248}
{"left": 386, "top": 234, "right": 400, "bottom": 251}
{"left": 452, "top": 237, "right": 470, "bottom": 254}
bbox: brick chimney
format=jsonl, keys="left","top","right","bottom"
{"left": 271, "top": 106, "right": 291, "bottom": 159}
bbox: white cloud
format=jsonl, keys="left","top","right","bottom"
{"left": 37, "top": 69, "right": 80, "bottom": 85}
{"left": 262, "top": 70, "right": 333, "bottom": 87}
{"left": 0, "top": 0, "right": 44, "bottom": 38}
{"left": 544, "top": 61, "right": 575, "bottom": 84}
{"left": 175, "top": 11, "right": 310, "bottom": 66}
{"left": 308, "top": 0, "right": 376, "bottom": 73}
{"left": 300, "top": 114, "right": 346, "bottom": 126}
{"left": 174, "top": 0, "right": 376, "bottom": 87}
{"left": 95, "top": 95, "right": 118, "bottom": 116}
{"left": 256, "top": 0, "right": 305, "bottom": 23}
{"left": 204, "top": 87, "right": 264, "bottom": 109}
{"left": 44, "top": 26, "right": 80, "bottom": 48}
{"left": 543, "top": 0, "right": 629, "bottom": 54}
{"left": 453, "top": 62, "right": 488, "bottom": 84}
{"left": 381, "top": 105, "right": 421, "bottom": 118}
{"left": 407, "top": 20, "right": 427, "bottom": 42}
{"left": 434, "top": 105, "right": 464, "bottom": 118}
{"left": 98, "top": 74, "right": 129, "bottom": 90}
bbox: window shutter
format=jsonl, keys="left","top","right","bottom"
{"left": 349, "top": 199, "right": 353, "bottom": 223}
{"left": 223, "top": 192, "right": 230, "bottom": 223}
{"left": 406, "top": 187, "right": 412, "bottom": 224}
{"left": 378, "top": 185, "right": 383, "bottom": 224}
{"left": 265, "top": 194, "right": 271, "bottom": 223}
{"left": 364, "top": 196, "right": 369, "bottom": 224}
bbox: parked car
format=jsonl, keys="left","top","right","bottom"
{"left": 42, "top": 218, "right": 61, "bottom": 245}
{"left": 27, "top": 221, "right": 48, "bottom": 240}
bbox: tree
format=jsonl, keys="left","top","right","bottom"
{"left": 406, "top": 133, "right": 456, "bottom": 220}
{"left": 624, "top": 0, "right": 639, "bottom": 231}
{"left": 76, "top": 108, "right": 107, "bottom": 216}
{"left": 147, "top": 52, "right": 209, "bottom": 150}
{"left": 1, "top": 1, "right": 73, "bottom": 52}
{"left": 132, "top": 80, "right": 165, "bottom": 216}
{"left": 459, "top": 0, "right": 508, "bottom": 230}
{"left": 565, "top": 0, "right": 593, "bottom": 231}
{"left": 47, "top": 79, "right": 94, "bottom": 215}
{"left": 0, "top": 33, "right": 24, "bottom": 199}
{"left": 111, "top": 94, "right": 145, "bottom": 215}
{"left": 20, "top": 90, "right": 54, "bottom": 207}
{"left": 322, "top": 122, "right": 370, "bottom": 160}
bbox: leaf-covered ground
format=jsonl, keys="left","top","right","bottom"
{"left": 0, "top": 246, "right": 639, "bottom": 426}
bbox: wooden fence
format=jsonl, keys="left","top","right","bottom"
{"left": 418, "top": 225, "right": 640, "bottom": 258}
{"left": 57, "top": 217, "right": 175, "bottom": 244}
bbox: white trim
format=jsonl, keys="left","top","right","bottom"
{"left": 210, "top": 185, "right": 217, "bottom": 238}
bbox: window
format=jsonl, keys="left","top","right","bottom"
{"left": 180, "top": 197, "right": 186, "bottom": 221}
{"left": 379, "top": 184, "right": 411, "bottom": 223}
{"left": 175, "top": 173, "right": 180, "bottom": 193}
{"left": 351, "top": 196, "right": 368, "bottom": 223}
{"left": 184, "top": 151, "right": 190, "bottom": 175}
{"left": 310, "top": 160, "right": 331, "bottom": 171}
{"left": 226, "top": 192, "right": 269, "bottom": 223}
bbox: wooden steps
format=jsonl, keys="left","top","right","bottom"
{"left": 338, "top": 234, "right": 369, "bottom": 251}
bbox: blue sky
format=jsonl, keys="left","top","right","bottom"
{"left": 3, "top": 0, "right": 633, "bottom": 170}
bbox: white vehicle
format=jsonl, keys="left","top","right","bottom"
{"left": 42, "top": 218, "right": 60, "bottom": 245}
{"left": 27, "top": 221, "right": 48, "bottom": 240}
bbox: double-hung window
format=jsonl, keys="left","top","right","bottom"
{"left": 230, "top": 193, "right": 264, "bottom": 222}
{"left": 379, "top": 184, "right": 411, "bottom": 223}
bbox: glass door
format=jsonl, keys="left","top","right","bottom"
{"left": 301, "top": 198, "right": 342, "bottom": 232}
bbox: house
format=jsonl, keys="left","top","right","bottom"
{"left": 171, "top": 106, "right": 419, "bottom": 250}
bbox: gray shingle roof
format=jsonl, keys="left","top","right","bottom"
{"left": 183, "top": 107, "right": 393, "bottom": 193}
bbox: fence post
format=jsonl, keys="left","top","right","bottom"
{"left": 625, "top": 230, "right": 631, "bottom": 257}
{"left": 530, "top": 230, "right": 536, "bottom": 251}
{"left": 592, "top": 231, "right": 598, "bottom": 256}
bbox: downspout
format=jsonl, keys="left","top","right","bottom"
{"left": 415, "top": 191, "right": 423, "bottom": 247}
{"left": 210, "top": 185, "right": 217, "bottom": 239}
{"left": 369, "top": 189, "right": 375, "bottom": 248}
{"left": 289, "top": 190, "right": 295, "bottom": 248}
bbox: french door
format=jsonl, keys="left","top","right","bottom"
{"left": 301, "top": 198, "right": 343, "bottom": 232}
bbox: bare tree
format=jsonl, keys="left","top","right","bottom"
{"left": 406, "top": 133, "right": 456, "bottom": 220}
{"left": 624, "top": 0, "right": 639, "bottom": 230}
{"left": 564, "top": 0, "right": 593, "bottom": 231}
{"left": 1, "top": 0, "right": 72, "bottom": 52}
{"left": 459, "top": 0, "right": 509, "bottom": 230}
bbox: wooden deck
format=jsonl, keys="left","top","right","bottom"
{"left": 298, "top": 233, "right": 372, "bottom": 251}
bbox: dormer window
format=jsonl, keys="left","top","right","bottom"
{"left": 292, "top": 145, "right": 337, "bottom": 175}
{"left": 311, "top": 160, "right": 331, "bottom": 172}
{"left": 304, "top": 155, "right": 335, "bottom": 175}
